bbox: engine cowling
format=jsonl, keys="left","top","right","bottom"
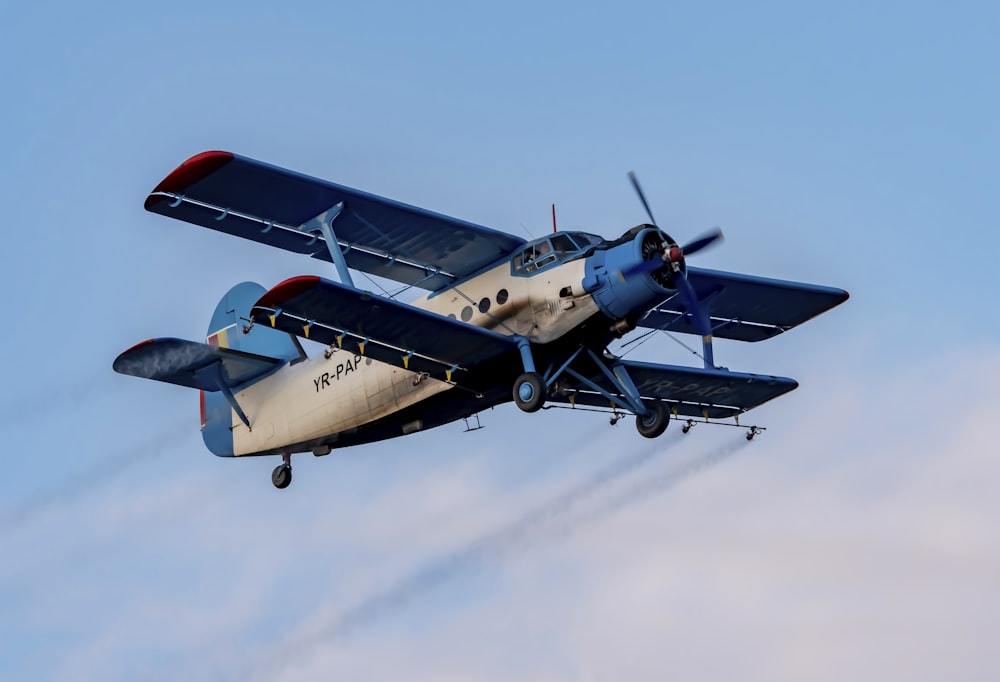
{"left": 577, "top": 226, "right": 681, "bottom": 322}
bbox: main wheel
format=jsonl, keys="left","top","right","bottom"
{"left": 271, "top": 463, "right": 292, "bottom": 489}
{"left": 635, "top": 400, "right": 669, "bottom": 439}
{"left": 512, "top": 372, "right": 546, "bottom": 413}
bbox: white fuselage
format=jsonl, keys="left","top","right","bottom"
{"left": 228, "top": 257, "right": 599, "bottom": 455}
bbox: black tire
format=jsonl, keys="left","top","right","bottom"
{"left": 272, "top": 463, "right": 292, "bottom": 489}
{"left": 635, "top": 400, "right": 669, "bottom": 438}
{"left": 512, "top": 372, "right": 546, "bottom": 413}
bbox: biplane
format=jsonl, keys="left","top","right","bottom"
{"left": 114, "top": 151, "right": 848, "bottom": 488}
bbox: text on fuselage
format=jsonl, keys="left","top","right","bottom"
{"left": 314, "top": 354, "right": 363, "bottom": 391}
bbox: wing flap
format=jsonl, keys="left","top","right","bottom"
{"left": 113, "top": 338, "right": 281, "bottom": 391}
{"left": 250, "top": 277, "right": 518, "bottom": 383}
{"left": 549, "top": 359, "right": 798, "bottom": 419}
{"left": 639, "top": 267, "right": 849, "bottom": 341}
{"left": 145, "top": 151, "right": 524, "bottom": 290}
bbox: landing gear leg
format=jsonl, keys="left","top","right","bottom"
{"left": 635, "top": 400, "right": 670, "bottom": 439}
{"left": 272, "top": 453, "right": 292, "bottom": 489}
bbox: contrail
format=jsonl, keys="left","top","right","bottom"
{"left": 514, "top": 436, "right": 751, "bottom": 550}
{"left": 0, "top": 415, "right": 195, "bottom": 532}
{"left": 323, "top": 431, "right": 683, "bottom": 639}
{"left": 246, "top": 432, "right": 750, "bottom": 680}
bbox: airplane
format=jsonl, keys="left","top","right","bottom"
{"left": 114, "top": 151, "right": 849, "bottom": 489}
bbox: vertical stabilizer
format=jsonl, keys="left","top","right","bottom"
{"left": 202, "top": 282, "right": 305, "bottom": 456}
{"left": 206, "top": 282, "right": 305, "bottom": 362}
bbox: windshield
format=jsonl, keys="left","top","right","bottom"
{"left": 511, "top": 232, "right": 604, "bottom": 275}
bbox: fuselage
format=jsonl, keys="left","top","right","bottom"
{"left": 225, "top": 227, "right": 669, "bottom": 456}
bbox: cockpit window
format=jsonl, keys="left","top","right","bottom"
{"left": 551, "top": 234, "right": 575, "bottom": 253}
{"left": 511, "top": 232, "right": 605, "bottom": 276}
{"left": 568, "top": 232, "right": 603, "bottom": 247}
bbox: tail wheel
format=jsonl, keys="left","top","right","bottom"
{"left": 635, "top": 400, "right": 669, "bottom": 439}
{"left": 271, "top": 463, "right": 292, "bottom": 489}
{"left": 513, "top": 372, "right": 546, "bottom": 413}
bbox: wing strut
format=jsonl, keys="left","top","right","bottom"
{"left": 198, "top": 361, "right": 251, "bottom": 428}
{"left": 542, "top": 346, "right": 650, "bottom": 417}
{"left": 302, "top": 202, "right": 355, "bottom": 287}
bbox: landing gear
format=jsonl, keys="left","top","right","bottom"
{"left": 271, "top": 453, "right": 292, "bottom": 489}
{"left": 513, "top": 372, "right": 546, "bottom": 413}
{"left": 635, "top": 400, "right": 669, "bottom": 439}
{"left": 681, "top": 419, "right": 695, "bottom": 434}
{"left": 746, "top": 426, "right": 762, "bottom": 441}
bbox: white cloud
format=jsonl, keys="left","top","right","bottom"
{"left": 5, "top": 343, "right": 999, "bottom": 682}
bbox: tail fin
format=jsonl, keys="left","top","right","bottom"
{"left": 202, "top": 282, "right": 304, "bottom": 457}
{"left": 205, "top": 282, "right": 304, "bottom": 362}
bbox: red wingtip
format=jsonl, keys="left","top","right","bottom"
{"left": 122, "top": 338, "right": 156, "bottom": 354}
{"left": 255, "top": 276, "right": 323, "bottom": 309}
{"left": 114, "top": 338, "right": 156, "bottom": 372}
{"left": 145, "top": 150, "right": 234, "bottom": 209}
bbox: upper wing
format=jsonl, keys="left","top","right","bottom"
{"left": 144, "top": 151, "right": 526, "bottom": 291}
{"left": 638, "top": 267, "right": 849, "bottom": 342}
{"left": 250, "top": 276, "right": 519, "bottom": 385}
{"left": 548, "top": 359, "right": 798, "bottom": 419}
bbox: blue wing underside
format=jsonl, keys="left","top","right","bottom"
{"left": 548, "top": 360, "right": 799, "bottom": 419}
{"left": 250, "top": 276, "right": 519, "bottom": 387}
{"left": 642, "top": 268, "right": 849, "bottom": 342}
{"left": 144, "top": 151, "right": 525, "bottom": 291}
{"left": 112, "top": 338, "right": 280, "bottom": 391}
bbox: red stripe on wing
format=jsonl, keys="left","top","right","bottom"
{"left": 146, "top": 150, "right": 235, "bottom": 206}
{"left": 254, "top": 276, "right": 322, "bottom": 310}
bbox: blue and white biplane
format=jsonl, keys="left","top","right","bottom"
{"left": 114, "top": 151, "right": 848, "bottom": 489}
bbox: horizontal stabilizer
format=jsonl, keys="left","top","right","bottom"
{"left": 639, "top": 267, "right": 849, "bottom": 341}
{"left": 251, "top": 276, "right": 518, "bottom": 384}
{"left": 144, "top": 151, "right": 525, "bottom": 291}
{"left": 113, "top": 338, "right": 281, "bottom": 391}
{"left": 549, "top": 359, "right": 798, "bottom": 419}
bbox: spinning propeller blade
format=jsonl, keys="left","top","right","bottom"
{"left": 628, "top": 171, "right": 659, "bottom": 228}
{"left": 616, "top": 256, "right": 663, "bottom": 281}
{"left": 681, "top": 227, "right": 724, "bottom": 256}
{"left": 675, "top": 273, "right": 715, "bottom": 368}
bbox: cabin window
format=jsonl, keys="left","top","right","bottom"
{"left": 496, "top": 288, "right": 509, "bottom": 305}
{"left": 461, "top": 306, "right": 473, "bottom": 322}
{"left": 478, "top": 297, "right": 491, "bottom": 313}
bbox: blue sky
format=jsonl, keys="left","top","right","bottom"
{"left": 2, "top": 1, "right": 998, "bottom": 680}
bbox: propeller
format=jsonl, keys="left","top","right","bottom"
{"left": 620, "top": 172, "right": 724, "bottom": 369}
{"left": 628, "top": 171, "right": 658, "bottom": 226}
{"left": 679, "top": 227, "right": 724, "bottom": 256}
{"left": 616, "top": 226, "right": 724, "bottom": 281}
